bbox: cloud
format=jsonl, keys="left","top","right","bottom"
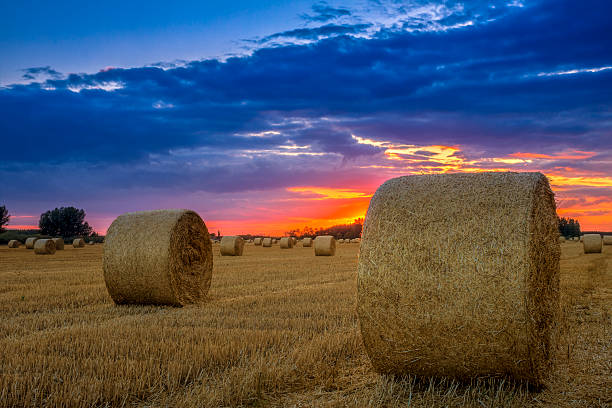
{"left": 260, "top": 23, "right": 371, "bottom": 42}
{"left": 301, "top": 2, "right": 352, "bottom": 22}
{"left": 21, "top": 66, "right": 63, "bottom": 80}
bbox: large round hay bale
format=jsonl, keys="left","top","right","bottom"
{"left": 583, "top": 234, "right": 602, "bottom": 253}
{"left": 52, "top": 238, "right": 64, "bottom": 250}
{"left": 8, "top": 240, "right": 20, "bottom": 248}
{"left": 558, "top": 236, "right": 565, "bottom": 243}
{"left": 262, "top": 238, "right": 272, "bottom": 247}
{"left": 73, "top": 238, "right": 85, "bottom": 248}
{"left": 358, "top": 172, "right": 560, "bottom": 386}
{"left": 220, "top": 236, "right": 245, "bottom": 256}
{"left": 314, "top": 235, "right": 336, "bottom": 256}
{"left": 602, "top": 235, "right": 612, "bottom": 245}
{"left": 103, "top": 209, "right": 213, "bottom": 306}
{"left": 34, "top": 239, "right": 56, "bottom": 255}
{"left": 279, "top": 237, "right": 293, "bottom": 249}
{"left": 25, "top": 237, "right": 39, "bottom": 249}
{"left": 302, "top": 237, "right": 313, "bottom": 247}
{"left": 254, "top": 238, "right": 263, "bottom": 246}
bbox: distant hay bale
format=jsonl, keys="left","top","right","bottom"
{"left": 89, "top": 241, "right": 95, "bottom": 245}
{"left": 262, "top": 238, "right": 272, "bottom": 247}
{"left": 8, "top": 240, "right": 20, "bottom": 248}
{"left": 583, "top": 234, "right": 602, "bottom": 253}
{"left": 52, "top": 238, "right": 64, "bottom": 250}
{"left": 558, "top": 236, "right": 565, "bottom": 243}
{"left": 279, "top": 237, "right": 294, "bottom": 249}
{"left": 34, "top": 239, "right": 56, "bottom": 255}
{"left": 25, "top": 237, "right": 39, "bottom": 249}
{"left": 103, "top": 209, "right": 213, "bottom": 306}
{"left": 579, "top": 235, "right": 584, "bottom": 242}
{"left": 220, "top": 236, "right": 245, "bottom": 256}
{"left": 272, "top": 239, "right": 277, "bottom": 244}
{"left": 254, "top": 238, "right": 263, "bottom": 246}
{"left": 314, "top": 235, "right": 336, "bottom": 256}
{"left": 350, "top": 238, "right": 361, "bottom": 243}
{"left": 357, "top": 172, "right": 560, "bottom": 386}
{"left": 302, "top": 237, "right": 313, "bottom": 247}
{"left": 603, "top": 235, "right": 612, "bottom": 245}
{"left": 73, "top": 238, "right": 85, "bottom": 248}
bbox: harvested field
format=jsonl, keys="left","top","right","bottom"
{"left": 0, "top": 241, "right": 610, "bottom": 407}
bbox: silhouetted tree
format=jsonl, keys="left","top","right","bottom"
{"left": 39, "top": 207, "right": 93, "bottom": 238}
{"left": 558, "top": 216, "right": 581, "bottom": 237}
{"left": 0, "top": 205, "right": 9, "bottom": 233}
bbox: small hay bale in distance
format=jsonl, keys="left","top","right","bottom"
{"left": 279, "top": 237, "right": 293, "bottom": 249}
{"left": 262, "top": 238, "right": 272, "bottom": 247}
{"left": 357, "top": 172, "right": 560, "bottom": 386}
{"left": 558, "top": 236, "right": 565, "bottom": 243}
{"left": 220, "top": 236, "right": 245, "bottom": 256}
{"left": 52, "top": 238, "right": 64, "bottom": 250}
{"left": 314, "top": 235, "right": 336, "bottom": 256}
{"left": 25, "top": 237, "right": 39, "bottom": 249}
{"left": 103, "top": 209, "right": 213, "bottom": 306}
{"left": 34, "top": 239, "right": 56, "bottom": 255}
{"left": 603, "top": 235, "right": 612, "bottom": 245}
{"left": 8, "top": 240, "right": 20, "bottom": 248}
{"left": 254, "top": 238, "right": 262, "bottom": 246}
{"left": 302, "top": 237, "right": 313, "bottom": 247}
{"left": 89, "top": 241, "right": 95, "bottom": 245}
{"left": 583, "top": 234, "right": 602, "bottom": 253}
{"left": 73, "top": 238, "right": 85, "bottom": 248}
{"left": 272, "top": 238, "right": 277, "bottom": 244}
{"left": 350, "top": 238, "right": 360, "bottom": 243}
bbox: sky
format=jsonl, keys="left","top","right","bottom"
{"left": 1, "top": 0, "right": 611, "bottom": 235}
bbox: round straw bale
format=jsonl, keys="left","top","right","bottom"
{"left": 357, "top": 172, "right": 560, "bottom": 386}
{"left": 34, "top": 239, "right": 56, "bottom": 255}
{"left": 350, "top": 238, "right": 360, "bottom": 243}
{"left": 583, "top": 234, "right": 602, "bottom": 253}
{"left": 603, "top": 235, "right": 612, "bottom": 245}
{"left": 254, "top": 237, "right": 263, "bottom": 246}
{"left": 220, "top": 236, "right": 245, "bottom": 256}
{"left": 89, "top": 241, "right": 95, "bottom": 245}
{"left": 262, "top": 238, "right": 272, "bottom": 247}
{"left": 8, "top": 240, "right": 20, "bottom": 248}
{"left": 280, "top": 237, "right": 293, "bottom": 249}
{"left": 52, "top": 238, "right": 64, "bottom": 250}
{"left": 302, "top": 237, "right": 313, "bottom": 247}
{"left": 314, "top": 235, "right": 336, "bottom": 256}
{"left": 73, "top": 238, "right": 85, "bottom": 248}
{"left": 272, "top": 238, "right": 277, "bottom": 244}
{"left": 579, "top": 235, "right": 583, "bottom": 242}
{"left": 558, "top": 236, "right": 565, "bottom": 243}
{"left": 25, "top": 237, "right": 39, "bottom": 249}
{"left": 103, "top": 209, "right": 213, "bottom": 306}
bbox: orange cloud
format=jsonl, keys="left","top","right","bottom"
{"left": 509, "top": 150, "right": 597, "bottom": 160}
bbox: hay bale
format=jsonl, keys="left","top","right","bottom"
{"left": 302, "top": 237, "right": 313, "bottom": 247}
{"left": 220, "top": 236, "right": 245, "bottom": 256}
{"left": 280, "top": 237, "right": 294, "bottom": 249}
{"left": 272, "top": 239, "right": 277, "bottom": 244}
{"left": 357, "top": 172, "right": 560, "bottom": 386}
{"left": 103, "top": 209, "right": 213, "bottom": 306}
{"left": 583, "top": 234, "right": 602, "bottom": 253}
{"left": 254, "top": 238, "right": 262, "bottom": 246}
{"left": 89, "top": 241, "right": 95, "bottom": 245}
{"left": 603, "top": 235, "right": 612, "bottom": 245}
{"left": 34, "top": 239, "right": 56, "bottom": 255}
{"left": 73, "top": 238, "right": 85, "bottom": 248}
{"left": 350, "top": 238, "right": 360, "bottom": 243}
{"left": 558, "top": 236, "right": 565, "bottom": 243}
{"left": 579, "top": 235, "right": 584, "bottom": 242}
{"left": 25, "top": 237, "right": 39, "bottom": 249}
{"left": 8, "top": 240, "right": 20, "bottom": 248}
{"left": 262, "top": 238, "right": 272, "bottom": 247}
{"left": 314, "top": 235, "right": 336, "bottom": 256}
{"left": 52, "top": 238, "right": 64, "bottom": 250}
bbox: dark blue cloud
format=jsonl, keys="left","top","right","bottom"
{"left": 21, "top": 66, "right": 63, "bottom": 80}
{"left": 260, "top": 23, "right": 371, "bottom": 42}
{"left": 300, "top": 2, "right": 351, "bottom": 22}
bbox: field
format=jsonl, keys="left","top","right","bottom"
{"left": 0, "top": 242, "right": 610, "bottom": 407}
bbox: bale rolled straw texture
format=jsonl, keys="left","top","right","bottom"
{"left": 603, "top": 235, "right": 612, "bottom": 245}
{"left": 357, "top": 172, "right": 560, "bottom": 386}
{"left": 34, "top": 239, "right": 56, "bottom": 255}
{"left": 8, "top": 240, "right": 20, "bottom": 248}
{"left": 279, "top": 237, "right": 293, "bottom": 249}
{"left": 254, "top": 238, "right": 263, "bottom": 246}
{"left": 73, "top": 238, "right": 85, "bottom": 248}
{"left": 103, "top": 209, "right": 213, "bottom": 306}
{"left": 25, "top": 237, "right": 39, "bottom": 249}
{"left": 302, "top": 237, "right": 313, "bottom": 247}
{"left": 558, "top": 236, "right": 565, "bottom": 243}
{"left": 262, "top": 238, "right": 272, "bottom": 247}
{"left": 52, "top": 238, "right": 64, "bottom": 250}
{"left": 314, "top": 235, "right": 336, "bottom": 256}
{"left": 220, "top": 236, "right": 245, "bottom": 256}
{"left": 583, "top": 234, "right": 602, "bottom": 253}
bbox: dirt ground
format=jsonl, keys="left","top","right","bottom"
{"left": 0, "top": 241, "right": 610, "bottom": 407}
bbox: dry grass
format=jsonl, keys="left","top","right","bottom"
{"left": 0, "top": 242, "right": 610, "bottom": 407}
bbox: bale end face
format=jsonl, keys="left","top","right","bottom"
{"left": 314, "top": 235, "right": 336, "bottom": 256}
{"left": 583, "top": 234, "right": 602, "bottom": 253}
{"left": 220, "top": 236, "right": 245, "bottom": 256}
{"left": 279, "top": 237, "right": 294, "bottom": 249}
{"left": 8, "top": 240, "right": 20, "bottom": 248}
{"left": 34, "top": 239, "right": 56, "bottom": 255}
{"left": 73, "top": 238, "right": 85, "bottom": 248}
{"left": 52, "top": 238, "right": 64, "bottom": 250}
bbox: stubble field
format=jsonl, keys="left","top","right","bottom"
{"left": 0, "top": 241, "right": 610, "bottom": 407}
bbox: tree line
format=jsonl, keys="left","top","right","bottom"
{"left": 285, "top": 218, "right": 364, "bottom": 240}
{"left": 558, "top": 216, "right": 581, "bottom": 238}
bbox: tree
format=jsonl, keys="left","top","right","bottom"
{"left": 39, "top": 207, "right": 93, "bottom": 238}
{"left": 558, "top": 216, "right": 581, "bottom": 237}
{"left": 0, "top": 205, "right": 9, "bottom": 233}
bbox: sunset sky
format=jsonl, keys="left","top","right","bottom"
{"left": 1, "top": 0, "right": 611, "bottom": 235}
